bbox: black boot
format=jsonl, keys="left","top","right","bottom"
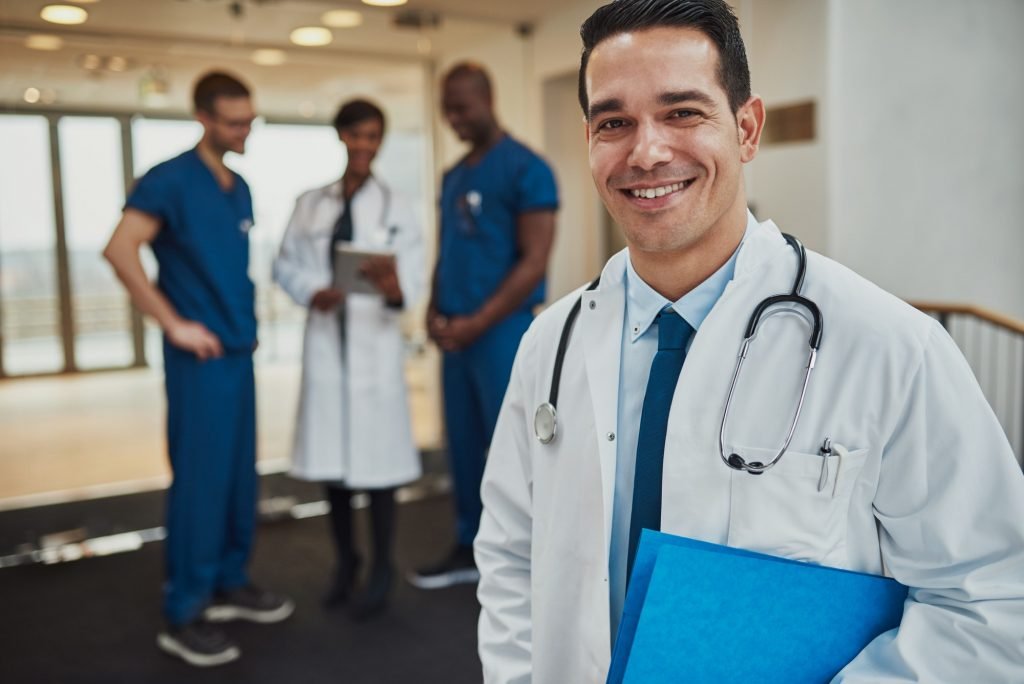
{"left": 324, "top": 485, "right": 360, "bottom": 608}
{"left": 350, "top": 488, "right": 396, "bottom": 621}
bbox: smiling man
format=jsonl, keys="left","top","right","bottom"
{"left": 474, "top": 1, "right": 1024, "bottom": 682}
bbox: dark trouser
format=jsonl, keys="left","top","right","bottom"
{"left": 162, "top": 342, "right": 257, "bottom": 626}
{"left": 441, "top": 311, "right": 532, "bottom": 547}
{"left": 326, "top": 485, "right": 396, "bottom": 575}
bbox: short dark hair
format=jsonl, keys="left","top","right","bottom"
{"left": 192, "top": 71, "right": 251, "bottom": 114}
{"left": 578, "top": 0, "right": 750, "bottom": 117}
{"left": 332, "top": 98, "right": 386, "bottom": 134}
{"left": 442, "top": 62, "right": 493, "bottom": 101}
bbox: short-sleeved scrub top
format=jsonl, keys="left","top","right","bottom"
{"left": 435, "top": 135, "right": 559, "bottom": 318}
{"left": 125, "top": 148, "right": 257, "bottom": 353}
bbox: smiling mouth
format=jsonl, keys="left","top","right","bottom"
{"left": 621, "top": 179, "right": 694, "bottom": 200}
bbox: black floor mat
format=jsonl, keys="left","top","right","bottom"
{"left": 0, "top": 494, "right": 481, "bottom": 683}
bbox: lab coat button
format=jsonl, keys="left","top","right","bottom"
{"left": 606, "top": 432, "right": 615, "bottom": 441}
{"left": 588, "top": 301, "right": 596, "bottom": 310}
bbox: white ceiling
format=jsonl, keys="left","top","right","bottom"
{"left": 0, "top": 0, "right": 545, "bottom": 121}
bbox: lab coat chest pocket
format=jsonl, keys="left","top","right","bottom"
{"left": 726, "top": 446, "right": 868, "bottom": 567}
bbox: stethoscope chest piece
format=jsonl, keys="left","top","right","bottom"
{"left": 534, "top": 402, "right": 557, "bottom": 444}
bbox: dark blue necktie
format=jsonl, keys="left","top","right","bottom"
{"left": 626, "top": 309, "right": 693, "bottom": 582}
{"left": 329, "top": 195, "right": 353, "bottom": 267}
{"left": 330, "top": 196, "right": 353, "bottom": 342}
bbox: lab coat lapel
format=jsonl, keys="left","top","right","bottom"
{"left": 579, "top": 250, "right": 627, "bottom": 558}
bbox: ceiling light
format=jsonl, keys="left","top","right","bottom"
{"left": 289, "top": 26, "right": 332, "bottom": 47}
{"left": 25, "top": 34, "right": 64, "bottom": 50}
{"left": 362, "top": 0, "right": 407, "bottom": 6}
{"left": 24, "top": 87, "right": 41, "bottom": 104}
{"left": 107, "top": 56, "right": 129, "bottom": 72}
{"left": 40, "top": 4, "right": 88, "bottom": 25}
{"left": 322, "top": 9, "right": 363, "bottom": 28}
{"left": 251, "top": 48, "right": 287, "bottom": 66}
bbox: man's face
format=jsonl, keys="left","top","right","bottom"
{"left": 442, "top": 76, "right": 491, "bottom": 142}
{"left": 199, "top": 96, "right": 255, "bottom": 154}
{"left": 339, "top": 117, "right": 383, "bottom": 177}
{"left": 585, "top": 27, "right": 762, "bottom": 255}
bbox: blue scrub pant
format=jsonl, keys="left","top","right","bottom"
{"left": 162, "top": 342, "right": 257, "bottom": 626}
{"left": 442, "top": 311, "right": 532, "bottom": 547}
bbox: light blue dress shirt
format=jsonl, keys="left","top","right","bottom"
{"left": 608, "top": 212, "right": 757, "bottom": 642}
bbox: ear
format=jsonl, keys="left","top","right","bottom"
{"left": 736, "top": 95, "right": 766, "bottom": 163}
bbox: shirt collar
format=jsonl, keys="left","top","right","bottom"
{"left": 624, "top": 210, "right": 758, "bottom": 343}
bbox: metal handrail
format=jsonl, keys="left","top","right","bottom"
{"left": 909, "top": 301, "right": 1024, "bottom": 336}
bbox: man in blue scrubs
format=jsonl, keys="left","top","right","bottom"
{"left": 104, "top": 71, "right": 292, "bottom": 667}
{"left": 411, "top": 63, "right": 559, "bottom": 588}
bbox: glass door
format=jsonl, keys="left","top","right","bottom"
{"left": 0, "top": 115, "right": 64, "bottom": 376}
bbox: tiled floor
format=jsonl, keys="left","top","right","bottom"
{"left": 0, "top": 350, "right": 443, "bottom": 508}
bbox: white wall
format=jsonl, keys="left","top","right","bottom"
{"left": 828, "top": 0, "right": 1024, "bottom": 318}
{"left": 739, "top": 0, "right": 830, "bottom": 254}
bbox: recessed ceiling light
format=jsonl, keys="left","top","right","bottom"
{"left": 40, "top": 4, "right": 88, "bottom": 25}
{"left": 25, "top": 34, "right": 64, "bottom": 50}
{"left": 362, "top": 0, "right": 407, "bottom": 6}
{"left": 289, "top": 26, "right": 333, "bottom": 47}
{"left": 322, "top": 9, "right": 363, "bottom": 28}
{"left": 251, "top": 48, "right": 287, "bottom": 66}
{"left": 24, "top": 87, "right": 42, "bottom": 104}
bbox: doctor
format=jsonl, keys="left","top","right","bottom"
{"left": 273, "top": 99, "right": 423, "bottom": 620}
{"left": 475, "top": 1, "right": 1024, "bottom": 682}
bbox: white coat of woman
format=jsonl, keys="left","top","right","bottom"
{"left": 273, "top": 99, "right": 423, "bottom": 620}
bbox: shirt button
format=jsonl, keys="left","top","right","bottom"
{"left": 606, "top": 432, "right": 615, "bottom": 441}
{"left": 588, "top": 301, "right": 596, "bottom": 310}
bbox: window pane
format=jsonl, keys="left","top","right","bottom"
{"left": 59, "top": 116, "right": 132, "bottom": 370}
{"left": 0, "top": 115, "right": 63, "bottom": 376}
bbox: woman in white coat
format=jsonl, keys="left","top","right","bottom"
{"left": 273, "top": 99, "right": 423, "bottom": 620}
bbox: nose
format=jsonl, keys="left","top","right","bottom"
{"left": 627, "top": 121, "right": 672, "bottom": 171}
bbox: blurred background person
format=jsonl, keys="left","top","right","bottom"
{"left": 411, "top": 62, "right": 558, "bottom": 589}
{"left": 273, "top": 98, "right": 424, "bottom": 620}
{"left": 102, "top": 71, "right": 293, "bottom": 668}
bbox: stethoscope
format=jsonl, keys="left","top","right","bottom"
{"left": 533, "top": 234, "right": 823, "bottom": 476}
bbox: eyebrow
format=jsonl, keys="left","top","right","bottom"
{"left": 658, "top": 89, "right": 717, "bottom": 109}
{"left": 587, "top": 89, "right": 718, "bottom": 121}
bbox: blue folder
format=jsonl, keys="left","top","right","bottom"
{"left": 608, "top": 530, "right": 907, "bottom": 684}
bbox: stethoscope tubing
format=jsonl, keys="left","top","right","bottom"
{"left": 536, "top": 233, "right": 822, "bottom": 478}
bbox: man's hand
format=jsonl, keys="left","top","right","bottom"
{"left": 360, "top": 256, "right": 402, "bottom": 303}
{"left": 310, "top": 288, "right": 344, "bottom": 312}
{"left": 167, "top": 319, "right": 224, "bottom": 360}
{"left": 432, "top": 314, "right": 486, "bottom": 352}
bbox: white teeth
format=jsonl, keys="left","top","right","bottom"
{"left": 630, "top": 181, "right": 686, "bottom": 199}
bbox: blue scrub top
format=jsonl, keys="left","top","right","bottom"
{"left": 125, "top": 148, "right": 256, "bottom": 353}
{"left": 435, "top": 135, "right": 559, "bottom": 317}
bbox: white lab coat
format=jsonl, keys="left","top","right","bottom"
{"left": 476, "top": 218, "right": 1024, "bottom": 683}
{"left": 272, "top": 177, "right": 423, "bottom": 488}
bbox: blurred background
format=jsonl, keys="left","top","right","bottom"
{"left": 1, "top": 0, "right": 1022, "bottom": 681}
